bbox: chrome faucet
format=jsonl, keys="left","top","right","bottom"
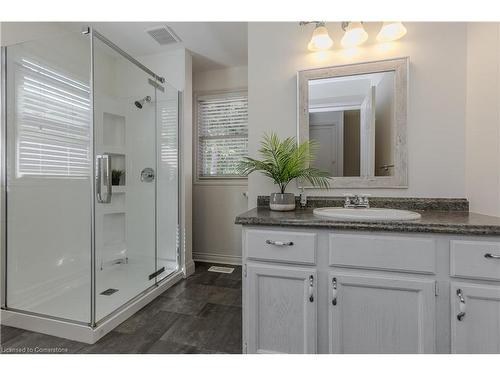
{"left": 344, "top": 194, "right": 370, "bottom": 208}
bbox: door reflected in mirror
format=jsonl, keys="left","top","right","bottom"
{"left": 308, "top": 71, "right": 395, "bottom": 178}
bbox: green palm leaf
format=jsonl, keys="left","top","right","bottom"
{"left": 237, "top": 132, "right": 331, "bottom": 193}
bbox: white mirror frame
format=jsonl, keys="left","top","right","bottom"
{"left": 297, "top": 57, "right": 409, "bottom": 189}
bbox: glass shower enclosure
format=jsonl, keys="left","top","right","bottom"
{"left": 0, "top": 27, "right": 182, "bottom": 341}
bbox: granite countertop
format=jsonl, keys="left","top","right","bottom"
{"left": 235, "top": 207, "right": 500, "bottom": 236}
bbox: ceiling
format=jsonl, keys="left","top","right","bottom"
{"left": 63, "top": 22, "right": 248, "bottom": 72}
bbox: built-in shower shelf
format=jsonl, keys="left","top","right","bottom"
{"left": 112, "top": 186, "right": 126, "bottom": 194}
{"left": 102, "top": 241, "right": 127, "bottom": 254}
{"left": 101, "top": 208, "right": 126, "bottom": 215}
{"left": 101, "top": 209, "right": 126, "bottom": 216}
{"left": 103, "top": 147, "right": 126, "bottom": 156}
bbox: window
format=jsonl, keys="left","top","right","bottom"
{"left": 196, "top": 92, "right": 248, "bottom": 179}
{"left": 16, "top": 59, "right": 91, "bottom": 178}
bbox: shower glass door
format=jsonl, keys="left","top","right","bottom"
{"left": 5, "top": 31, "right": 93, "bottom": 323}
{"left": 92, "top": 35, "right": 158, "bottom": 322}
{"left": 155, "top": 82, "right": 180, "bottom": 283}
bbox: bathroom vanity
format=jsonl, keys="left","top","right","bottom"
{"left": 235, "top": 198, "right": 500, "bottom": 354}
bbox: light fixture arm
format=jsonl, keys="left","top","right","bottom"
{"left": 299, "top": 21, "right": 325, "bottom": 27}
{"left": 341, "top": 21, "right": 365, "bottom": 31}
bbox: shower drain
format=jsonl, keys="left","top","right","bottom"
{"left": 100, "top": 288, "right": 119, "bottom": 296}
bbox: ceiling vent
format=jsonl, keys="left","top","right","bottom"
{"left": 146, "top": 26, "right": 181, "bottom": 46}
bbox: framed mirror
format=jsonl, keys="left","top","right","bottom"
{"left": 297, "top": 57, "right": 408, "bottom": 188}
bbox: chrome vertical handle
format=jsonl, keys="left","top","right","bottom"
{"left": 96, "top": 154, "right": 112, "bottom": 204}
{"left": 332, "top": 277, "right": 338, "bottom": 306}
{"left": 96, "top": 155, "right": 103, "bottom": 203}
{"left": 456, "top": 288, "right": 466, "bottom": 321}
{"left": 309, "top": 275, "right": 314, "bottom": 302}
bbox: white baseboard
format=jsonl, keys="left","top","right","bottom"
{"left": 193, "top": 251, "right": 242, "bottom": 266}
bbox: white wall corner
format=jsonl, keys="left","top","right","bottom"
{"left": 184, "top": 259, "right": 196, "bottom": 277}
{"left": 465, "top": 23, "right": 500, "bottom": 216}
{"left": 182, "top": 49, "right": 194, "bottom": 274}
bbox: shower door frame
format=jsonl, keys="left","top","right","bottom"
{"left": 1, "top": 46, "right": 7, "bottom": 311}
{"left": 0, "top": 28, "right": 185, "bottom": 340}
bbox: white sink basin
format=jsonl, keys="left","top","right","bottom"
{"left": 313, "top": 207, "right": 422, "bottom": 221}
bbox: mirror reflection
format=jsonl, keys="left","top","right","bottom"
{"left": 308, "top": 71, "right": 395, "bottom": 177}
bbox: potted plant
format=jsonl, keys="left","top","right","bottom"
{"left": 238, "top": 133, "right": 331, "bottom": 211}
{"left": 111, "top": 169, "right": 124, "bottom": 186}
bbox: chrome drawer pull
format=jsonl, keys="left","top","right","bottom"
{"left": 484, "top": 253, "right": 500, "bottom": 259}
{"left": 456, "top": 288, "right": 466, "bottom": 321}
{"left": 309, "top": 275, "right": 314, "bottom": 302}
{"left": 265, "top": 240, "right": 294, "bottom": 246}
{"left": 332, "top": 277, "right": 338, "bottom": 306}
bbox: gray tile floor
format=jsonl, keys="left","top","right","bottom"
{"left": 0, "top": 263, "right": 242, "bottom": 354}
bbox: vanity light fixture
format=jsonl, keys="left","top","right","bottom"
{"left": 341, "top": 22, "right": 368, "bottom": 48}
{"left": 377, "top": 22, "right": 407, "bottom": 42}
{"left": 300, "top": 21, "right": 334, "bottom": 51}
{"left": 300, "top": 21, "right": 407, "bottom": 51}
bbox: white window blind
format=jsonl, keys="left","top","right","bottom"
{"left": 197, "top": 93, "right": 248, "bottom": 178}
{"left": 159, "top": 96, "right": 178, "bottom": 180}
{"left": 16, "top": 59, "right": 91, "bottom": 178}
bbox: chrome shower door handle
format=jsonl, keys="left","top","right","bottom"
{"left": 96, "top": 154, "right": 112, "bottom": 204}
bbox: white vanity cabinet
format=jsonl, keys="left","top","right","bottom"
{"left": 246, "top": 264, "right": 317, "bottom": 354}
{"left": 449, "top": 240, "right": 500, "bottom": 353}
{"left": 450, "top": 282, "right": 500, "bottom": 353}
{"left": 328, "top": 273, "right": 435, "bottom": 353}
{"left": 241, "top": 226, "right": 500, "bottom": 354}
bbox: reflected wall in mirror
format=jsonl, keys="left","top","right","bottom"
{"left": 298, "top": 58, "right": 408, "bottom": 188}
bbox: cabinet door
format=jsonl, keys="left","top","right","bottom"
{"left": 329, "top": 273, "right": 435, "bottom": 353}
{"left": 246, "top": 263, "right": 317, "bottom": 353}
{"left": 451, "top": 282, "right": 500, "bottom": 353}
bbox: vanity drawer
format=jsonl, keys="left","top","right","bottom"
{"left": 329, "top": 233, "right": 436, "bottom": 274}
{"left": 450, "top": 240, "right": 500, "bottom": 281}
{"left": 245, "top": 229, "right": 316, "bottom": 265}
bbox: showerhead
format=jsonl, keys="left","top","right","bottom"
{"left": 134, "top": 95, "right": 151, "bottom": 109}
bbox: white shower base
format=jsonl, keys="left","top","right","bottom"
{"left": 1, "top": 268, "right": 184, "bottom": 344}
{"left": 24, "top": 258, "right": 178, "bottom": 323}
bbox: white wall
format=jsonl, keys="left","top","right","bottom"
{"left": 192, "top": 65, "right": 248, "bottom": 265}
{"left": 465, "top": 23, "right": 500, "bottom": 216}
{"left": 248, "top": 22, "right": 468, "bottom": 207}
{"left": 0, "top": 22, "right": 68, "bottom": 46}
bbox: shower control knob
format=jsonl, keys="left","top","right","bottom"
{"left": 140, "top": 167, "right": 155, "bottom": 182}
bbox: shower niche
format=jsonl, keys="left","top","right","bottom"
{"left": 103, "top": 112, "right": 126, "bottom": 148}
{"left": 102, "top": 111, "right": 126, "bottom": 188}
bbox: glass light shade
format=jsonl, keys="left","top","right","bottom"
{"left": 308, "top": 25, "right": 333, "bottom": 51}
{"left": 341, "top": 22, "right": 368, "bottom": 48}
{"left": 377, "top": 22, "right": 407, "bottom": 42}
